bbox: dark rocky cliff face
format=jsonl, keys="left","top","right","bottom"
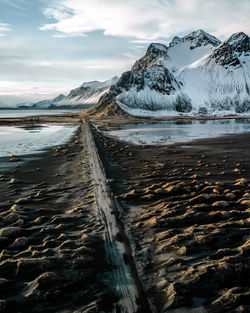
{"left": 207, "top": 32, "right": 250, "bottom": 68}
{"left": 92, "top": 30, "right": 250, "bottom": 116}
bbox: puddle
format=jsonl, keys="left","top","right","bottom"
{"left": 0, "top": 124, "right": 78, "bottom": 157}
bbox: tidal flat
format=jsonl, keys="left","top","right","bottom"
{"left": 0, "top": 121, "right": 117, "bottom": 313}
{"left": 91, "top": 116, "right": 250, "bottom": 313}
{"left": 0, "top": 112, "right": 250, "bottom": 313}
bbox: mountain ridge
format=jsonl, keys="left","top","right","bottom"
{"left": 93, "top": 29, "right": 250, "bottom": 117}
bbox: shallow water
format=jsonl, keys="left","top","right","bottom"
{"left": 0, "top": 124, "right": 78, "bottom": 157}
{"left": 0, "top": 109, "right": 84, "bottom": 118}
{"left": 106, "top": 119, "right": 250, "bottom": 145}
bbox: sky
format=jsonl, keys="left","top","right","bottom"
{"left": 0, "top": 0, "right": 249, "bottom": 106}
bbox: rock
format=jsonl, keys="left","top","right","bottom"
{"left": 240, "top": 199, "right": 250, "bottom": 207}
{"left": 31, "top": 272, "right": 63, "bottom": 291}
{"left": 8, "top": 155, "right": 21, "bottom": 162}
{"left": 242, "top": 192, "right": 250, "bottom": 199}
{"left": 189, "top": 193, "right": 218, "bottom": 204}
{"left": 190, "top": 174, "right": 199, "bottom": 179}
{"left": 0, "top": 300, "right": 6, "bottom": 311}
{"left": 9, "top": 204, "right": 22, "bottom": 213}
{"left": 233, "top": 168, "right": 241, "bottom": 173}
{"left": 7, "top": 178, "right": 17, "bottom": 185}
{"left": 15, "top": 196, "right": 32, "bottom": 204}
{"left": 0, "top": 278, "right": 8, "bottom": 287}
{"left": 3, "top": 213, "right": 21, "bottom": 223}
{"left": 212, "top": 201, "right": 230, "bottom": 208}
{"left": 144, "top": 217, "right": 157, "bottom": 228}
{"left": 11, "top": 237, "right": 28, "bottom": 249}
{"left": 0, "top": 227, "right": 22, "bottom": 238}
{"left": 176, "top": 246, "right": 187, "bottom": 256}
{"left": 225, "top": 192, "right": 236, "bottom": 200}
{"left": 234, "top": 178, "right": 248, "bottom": 187}
{"left": 17, "top": 259, "right": 54, "bottom": 275}
{"left": 210, "top": 287, "right": 250, "bottom": 313}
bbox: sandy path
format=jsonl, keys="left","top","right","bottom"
{"left": 85, "top": 119, "right": 153, "bottom": 313}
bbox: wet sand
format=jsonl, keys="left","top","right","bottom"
{"left": 0, "top": 112, "right": 250, "bottom": 313}
{"left": 0, "top": 123, "right": 117, "bottom": 312}
{"left": 92, "top": 124, "right": 250, "bottom": 313}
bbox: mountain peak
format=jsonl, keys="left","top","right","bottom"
{"left": 54, "top": 94, "right": 65, "bottom": 102}
{"left": 132, "top": 43, "right": 168, "bottom": 72}
{"left": 184, "top": 29, "right": 221, "bottom": 47}
{"left": 225, "top": 32, "right": 250, "bottom": 54}
{"left": 226, "top": 32, "right": 249, "bottom": 45}
{"left": 214, "top": 31, "right": 250, "bottom": 60}
{"left": 170, "top": 29, "right": 221, "bottom": 49}
{"left": 147, "top": 43, "right": 168, "bottom": 53}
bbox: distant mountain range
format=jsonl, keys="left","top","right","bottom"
{"left": 9, "top": 29, "right": 250, "bottom": 116}
{"left": 94, "top": 29, "right": 250, "bottom": 117}
{"left": 16, "top": 76, "right": 119, "bottom": 109}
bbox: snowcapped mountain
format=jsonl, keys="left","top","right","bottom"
{"left": 26, "top": 76, "right": 119, "bottom": 109}
{"left": 62, "top": 76, "right": 119, "bottom": 106}
{"left": 31, "top": 94, "right": 66, "bottom": 108}
{"left": 95, "top": 29, "right": 250, "bottom": 116}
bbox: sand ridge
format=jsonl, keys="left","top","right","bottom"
{"left": 0, "top": 122, "right": 117, "bottom": 312}
{"left": 92, "top": 125, "right": 250, "bottom": 313}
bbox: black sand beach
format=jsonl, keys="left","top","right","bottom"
{"left": 0, "top": 122, "right": 116, "bottom": 312}
{"left": 91, "top": 118, "right": 250, "bottom": 313}
{"left": 0, "top": 114, "right": 250, "bottom": 313}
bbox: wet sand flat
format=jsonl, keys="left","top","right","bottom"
{"left": 92, "top": 124, "right": 250, "bottom": 313}
{"left": 0, "top": 122, "right": 116, "bottom": 313}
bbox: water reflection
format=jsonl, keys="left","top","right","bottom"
{"left": 0, "top": 124, "right": 78, "bottom": 157}
{"left": 106, "top": 119, "right": 250, "bottom": 145}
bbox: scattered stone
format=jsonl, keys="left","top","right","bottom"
{"left": 242, "top": 193, "right": 250, "bottom": 199}
{"left": 233, "top": 168, "right": 241, "bottom": 173}
{"left": 212, "top": 201, "right": 230, "bottom": 208}
{"left": 3, "top": 213, "right": 21, "bottom": 223}
{"left": 10, "top": 237, "right": 28, "bottom": 249}
{"left": 0, "top": 227, "right": 22, "bottom": 238}
{"left": 225, "top": 193, "right": 236, "bottom": 200}
{"left": 0, "top": 300, "right": 6, "bottom": 311}
{"left": 176, "top": 246, "right": 187, "bottom": 256}
{"left": 234, "top": 178, "right": 248, "bottom": 187}
{"left": 7, "top": 178, "right": 17, "bottom": 185}
{"left": 8, "top": 155, "right": 21, "bottom": 162}
{"left": 190, "top": 174, "right": 199, "bottom": 179}
{"left": 240, "top": 199, "right": 250, "bottom": 207}
{"left": 9, "top": 204, "right": 22, "bottom": 213}
{"left": 0, "top": 278, "right": 8, "bottom": 287}
{"left": 15, "top": 196, "right": 32, "bottom": 204}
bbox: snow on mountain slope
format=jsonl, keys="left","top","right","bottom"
{"left": 180, "top": 32, "right": 250, "bottom": 113}
{"left": 31, "top": 94, "right": 65, "bottom": 108}
{"left": 165, "top": 29, "right": 221, "bottom": 70}
{"left": 96, "top": 30, "right": 250, "bottom": 117}
{"left": 62, "top": 76, "right": 119, "bottom": 105}
{"left": 27, "top": 76, "right": 119, "bottom": 109}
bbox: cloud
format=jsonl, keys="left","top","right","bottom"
{"left": 0, "top": 23, "right": 11, "bottom": 36}
{"left": 40, "top": 0, "right": 250, "bottom": 40}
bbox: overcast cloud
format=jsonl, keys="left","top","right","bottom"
{"left": 41, "top": 0, "right": 250, "bottom": 39}
{"left": 0, "top": 0, "right": 249, "bottom": 105}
